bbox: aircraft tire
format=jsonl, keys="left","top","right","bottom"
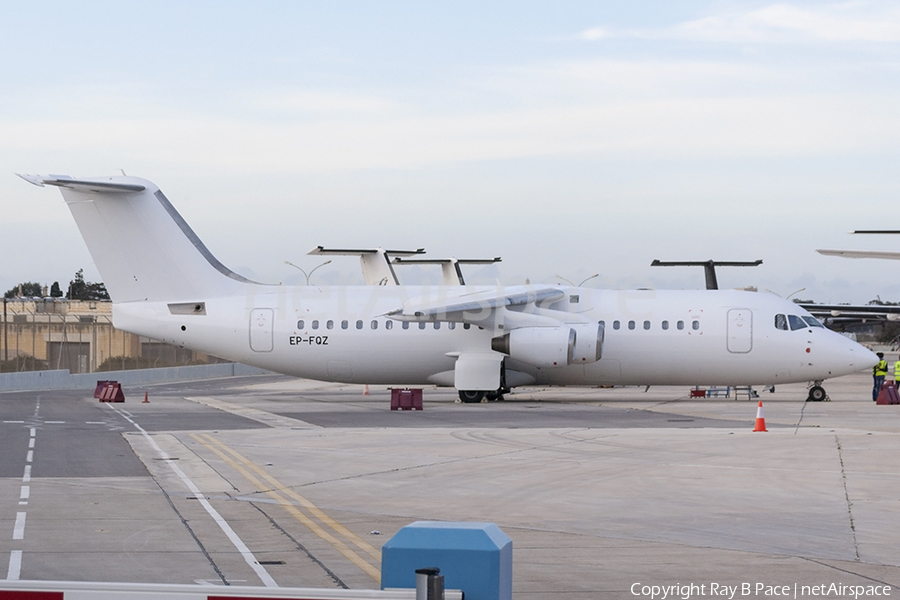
{"left": 807, "top": 385, "right": 826, "bottom": 402}
{"left": 459, "top": 390, "right": 485, "bottom": 403}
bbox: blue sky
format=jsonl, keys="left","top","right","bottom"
{"left": 2, "top": 1, "right": 900, "bottom": 302}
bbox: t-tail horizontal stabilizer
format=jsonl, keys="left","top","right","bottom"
{"left": 18, "top": 174, "right": 264, "bottom": 303}
{"left": 308, "top": 246, "right": 425, "bottom": 285}
{"left": 392, "top": 257, "right": 502, "bottom": 285}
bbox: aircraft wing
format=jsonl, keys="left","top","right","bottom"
{"left": 799, "top": 303, "right": 900, "bottom": 324}
{"left": 800, "top": 303, "right": 900, "bottom": 314}
{"left": 817, "top": 249, "right": 900, "bottom": 260}
{"left": 388, "top": 286, "right": 565, "bottom": 320}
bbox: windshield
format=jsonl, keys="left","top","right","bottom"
{"left": 802, "top": 315, "right": 825, "bottom": 328}
{"left": 788, "top": 315, "right": 808, "bottom": 330}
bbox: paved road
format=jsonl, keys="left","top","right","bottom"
{"left": 1, "top": 372, "right": 899, "bottom": 598}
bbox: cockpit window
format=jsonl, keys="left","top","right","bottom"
{"left": 788, "top": 315, "right": 807, "bottom": 330}
{"left": 774, "top": 314, "right": 788, "bottom": 330}
{"left": 802, "top": 315, "right": 825, "bottom": 328}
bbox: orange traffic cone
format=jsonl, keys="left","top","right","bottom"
{"left": 363, "top": 385, "right": 370, "bottom": 396}
{"left": 753, "top": 400, "right": 767, "bottom": 432}
{"left": 142, "top": 392, "right": 149, "bottom": 403}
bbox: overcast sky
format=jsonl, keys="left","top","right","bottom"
{"left": 2, "top": 1, "right": 899, "bottom": 303}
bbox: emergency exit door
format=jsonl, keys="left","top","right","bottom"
{"left": 250, "top": 308, "right": 274, "bottom": 352}
{"left": 727, "top": 309, "right": 752, "bottom": 353}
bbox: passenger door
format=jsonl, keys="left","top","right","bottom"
{"left": 727, "top": 309, "right": 752, "bottom": 353}
{"left": 250, "top": 308, "right": 274, "bottom": 352}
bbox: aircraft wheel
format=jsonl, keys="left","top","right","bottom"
{"left": 485, "top": 390, "right": 504, "bottom": 402}
{"left": 459, "top": 390, "right": 485, "bottom": 403}
{"left": 807, "top": 385, "right": 826, "bottom": 402}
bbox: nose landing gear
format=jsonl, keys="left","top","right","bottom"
{"left": 807, "top": 381, "right": 828, "bottom": 402}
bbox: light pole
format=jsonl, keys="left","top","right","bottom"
{"left": 285, "top": 260, "right": 332, "bottom": 286}
{"left": 555, "top": 273, "right": 599, "bottom": 287}
{"left": 765, "top": 287, "right": 807, "bottom": 300}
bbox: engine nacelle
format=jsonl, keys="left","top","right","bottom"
{"left": 570, "top": 322, "right": 604, "bottom": 363}
{"left": 491, "top": 326, "right": 575, "bottom": 368}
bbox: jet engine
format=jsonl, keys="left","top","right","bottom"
{"left": 491, "top": 325, "right": 575, "bottom": 368}
{"left": 570, "top": 322, "right": 604, "bottom": 363}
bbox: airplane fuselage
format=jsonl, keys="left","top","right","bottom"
{"left": 115, "top": 285, "right": 867, "bottom": 389}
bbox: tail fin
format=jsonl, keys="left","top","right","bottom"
{"left": 18, "top": 174, "right": 262, "bottom": 303}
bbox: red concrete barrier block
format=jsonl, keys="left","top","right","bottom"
{"left": 391, "top": 388, "right": 423, "bottom": 410}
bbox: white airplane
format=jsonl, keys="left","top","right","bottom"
{"left": 19, "top": 174, "right": 876, "bottom": 403}
{"left": 809, "top": 231, "right": 900, "bottom": 322}
{"left": 818, "top": 229, "right": 900, "bottom": 261}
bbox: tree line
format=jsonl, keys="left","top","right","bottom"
{"left": 3, "top": 269, "right": 109, "bottom": 301}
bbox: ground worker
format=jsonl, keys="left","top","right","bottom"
{"left": 894, "top": 356, "right": 900, "bottom": 386}
{"left": 873, "top": 352, "right": 888, "bottom": 401}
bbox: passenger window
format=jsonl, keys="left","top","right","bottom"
{"left": 692, "top": 320, "right": 700, "bottom": 330}
{"left": 326, "top": 320, "right": 334, "bottom": 330}
{"left": 448, "top": 322, "right": 456, "bottom": 330}
{"left": 356, "top": 320, "right": 363, "bottom": 330}
{"left": 341, "top": 320, "right": 348, "bottom": 329}
{"left": 662, "top": 320, "right": 669, "bottom": 330}
{"left": 312, "top": 320, "right": 319, "bottom": 330}
{"left": 371, "top": 320, "right": 378, "bottom": 329}
{"left": 402, "top": 322, "right": 409, "bottom": 330}
{"left": 677, "top": 321, "right": 684, "bottom": 330}
{"left": 297, "top": 320, "right": 305, "bottom": 329}
{"left": 463, "top": 323, "right": 471, "bottom": 330}
{"left": 802, "top": 316, "right": 824, "bottom": 328}
{"left": 434, "top": 322, "right": 440, "bottom": 330}
{"left": 385, "top": 320, "right": 393, "bottom": 330}
{"left": 628, "top": 321, "right": 635, "bottom": 330}
{"left": 788, "top": 315, "right": 807, "bottom": 331}
{"left": 775, "top": 314, "right": 788, "bottom": 330}
{"left": 613, "top": 320, "right": 620, "bottom": 330}
{"left": 643, "top": 320, "right": 650, "bottom": 330}
{"left": 419, "top": 322, "right": 426, "bottom": 330}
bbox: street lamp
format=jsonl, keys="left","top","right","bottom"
{"left": 285, "top": 260, "right": 332, "bottom": 286}
{"left": 555, "top": 273, "right": 599, "bottom": 287}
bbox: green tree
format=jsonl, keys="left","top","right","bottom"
{"left": 3, "top": 282, "right": 43, "bottom": 298}
{"left": 50, "top": 281, "right": 62, "bottom": 297}
{"left": 66, "top": 269, "right": 110, "bottom": 300}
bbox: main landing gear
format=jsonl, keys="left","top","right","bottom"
{"left": 458, "top": 389, "right": 508, "bottom": 403}
{"left": 458, "top": 361, "right": 509, "bottom": 403}
{"left": 806, "top": 380, "right": 827, "bottom": 402}
{"left": 458, "top": 390, "right": 485, "bottom": 403}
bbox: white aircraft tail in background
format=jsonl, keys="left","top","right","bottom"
{"left": 20, "top": 173, "right": 877, "bottom": 403}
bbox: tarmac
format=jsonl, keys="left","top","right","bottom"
{"left": 2, "top": 368, "right": 900, "bottom": 599}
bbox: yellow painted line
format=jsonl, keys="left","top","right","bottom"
{"left": 195, "top": 433, "right": 382, "bottom": 559}
{"left": 190, "top": 433, "right": 381, "bottom": 583}
{"left": 201, "top": 435, "right": 381, "bottom": 560}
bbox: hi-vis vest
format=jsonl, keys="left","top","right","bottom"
{"left": 875, "top": 360, "right": 889, "bottom": 376}
{"left": 894, "top": 361, "right": 900, "bottom": 379}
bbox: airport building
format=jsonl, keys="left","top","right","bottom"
{"left": 0, "top": 298, "right": 222, "bottom": 373}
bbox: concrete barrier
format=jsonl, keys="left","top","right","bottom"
{"left": 382, "top": 522, "right": 513, "bottom": 600}
{"left": 0, "top": 363, "right": 272, "bottom": 393}
{"left": 0, "top": 579, "right": 463, "bottom": 599}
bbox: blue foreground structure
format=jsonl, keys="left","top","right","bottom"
{"left": 381, "top": 521, "right": 512, "bottom": 600}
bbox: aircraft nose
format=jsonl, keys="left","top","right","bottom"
{"left": 850, "top": 341, "right": 879, "bottom": 371}
{"left": 820, "top": 333, "right": 878, "bottom": 378}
